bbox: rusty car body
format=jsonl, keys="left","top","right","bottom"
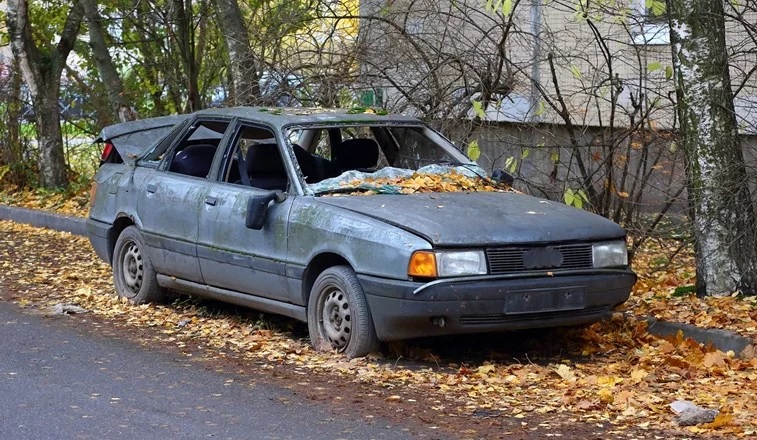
{"left": 87, "top": 107, "right": 636, "bottom": 357}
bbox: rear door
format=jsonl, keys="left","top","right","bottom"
{"left": 196, "top": 122, "right": 297, "bottom": 303}
{"left": 136, "top": 118, "right": 231, "bottom": 282}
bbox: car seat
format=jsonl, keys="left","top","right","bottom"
{"left": 332, "top": 138, "right": 380, "bottom": 172}
{"left": 169, "top": 144, "right": 217, "bottom": 178}
{"left": 246, "top": 143, "right": 288, "bottom": 190}
{"left": 291, "top": 144, "right": 318, "bottom": 183}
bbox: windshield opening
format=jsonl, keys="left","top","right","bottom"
{"left": 285, "top": 124, "right": 510, "bottom": 196}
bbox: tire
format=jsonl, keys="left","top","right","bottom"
{"left": 112, "top": 226, "right": 165, "bottom": 304}
{"left": 307, "top": 266, "right": 380, "bottom": 358}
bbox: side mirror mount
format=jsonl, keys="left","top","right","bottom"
{"left": 491, "top": 168, "right": 515, "bottom": 186}
{"left": 245, "top": 191, "right": 287, "bottom": 230}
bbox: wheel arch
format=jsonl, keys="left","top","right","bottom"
{"left": 106, "top": 215, "right": 136, "bottom": 264}
{"left": 301, "top": 252, "right": 351, "bottom": 307}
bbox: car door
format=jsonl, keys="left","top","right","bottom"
{"left": 136, "top": 118, "right": 231, "bottom": 283}
{"left": 197, "top": 122, "right": 296, "bottom": 303}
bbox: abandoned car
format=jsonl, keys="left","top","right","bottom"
{"left": 87, "top": 107, "right": 636, "bottom": 357}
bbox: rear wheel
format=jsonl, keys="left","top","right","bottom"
{"left": 307, "top": 266, "right": 379, "bottom": 358}
{"left": 112, "top": 226, "right": 165, "bottom": 304}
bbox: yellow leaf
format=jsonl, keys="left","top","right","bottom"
{"left": 598, "top": 388, "right": 614, "bottom": 404}
{"left": 554, "top": 364, "right": 576, "bottom": 382}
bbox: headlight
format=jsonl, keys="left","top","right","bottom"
{"left": 592, "top": 241, "right": 628, "bottom": 268}
{"left": 408, "top": 250, "right": 487, "bottom": 278}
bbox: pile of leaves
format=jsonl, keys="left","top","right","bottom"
{"left": 1, "top": 219, "right": 756, "bottom": 438}
{"left": 627, "top": 240, "right": 757, "bottom": 340}
{"left": 333, "top": 170, "right": 510, "bottom": 195}
{"left": 0, "top": 185, "right": 90, "bottom": 217}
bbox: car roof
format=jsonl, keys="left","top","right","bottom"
{"left": 191, "top": 107, "right": 423, "bottom": 129}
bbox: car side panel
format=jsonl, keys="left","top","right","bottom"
{"left": 135, "top": 168, "right": 204, "bottom": 282}
{"left": 197, "top": 182, "right": 294, "bottom": 302}
{"left": 285, "top": 197, "right": 432, "bottom": 305}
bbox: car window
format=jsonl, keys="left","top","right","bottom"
{"left": 164, "top": 120, "right": 229, "bottom": 178}
{"left": 221, "top": 125, "right": 289, "bottom": 191}
{"left": 288, "top": 125, "right": 462, "bottom": 172}
{"left": 387, "top": 127, "right": 460, "bottom": 169}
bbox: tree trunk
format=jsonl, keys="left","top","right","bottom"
{"left": 667, "top": 0, "right": 757, "bottom": 296}
{"left": 171, "top": 0, "right": 202, "bottom": 112}
{"left": 5, "top": 0, "right": 84, "bottom": 189}
{"left": 36, "top": 87, "right": 68, "bottom": 187}
{"left": 81, "top": 0, "right": 135, "bottom": 123}
{"left": 213, "top": 0, "right": 261, "bottom": 105}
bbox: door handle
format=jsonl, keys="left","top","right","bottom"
{"left": 204, "top": 196, "right": 218, "bottom": 206}
{"left": 146, "top": 184, "right": 157, "bottom": 193}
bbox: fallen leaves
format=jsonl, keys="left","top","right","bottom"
{"left": 1, "top": 218, "right": 756, "bottom": 438}
{"left": 0, "top": 185, "right": 90, "bottom": 217}
{"left": 333, "top": 170, "right": 511, "bottom": 195}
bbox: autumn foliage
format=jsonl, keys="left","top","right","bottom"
{"left": 1, "top": 217, "right": 755, "bottom": 437}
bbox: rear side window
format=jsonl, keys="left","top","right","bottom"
{"left": 163, "top": 121, "right": 230, "bottom": 178}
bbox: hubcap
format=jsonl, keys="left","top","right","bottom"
{"left": 121, "top": 241, "right": 143, "bottom": 297}
{"left": 320, "top": 288, "right": 351, "bottom": 349}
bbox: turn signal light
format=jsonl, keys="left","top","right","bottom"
{"left": 408, "top": 251, "right": 438, "bottom": 278}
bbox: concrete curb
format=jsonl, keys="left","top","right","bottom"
{"left": 0, "top": 204, "right": 87, "bottom": 236}
{"left": 644, "top": 316, "right": 753, "bottom": 355}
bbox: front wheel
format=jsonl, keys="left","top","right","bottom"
{"left": 307, "top": 266, "right": 379, "bottom": 358}
{"left": 112, "top": 226, "right": 165, "bottom": 304}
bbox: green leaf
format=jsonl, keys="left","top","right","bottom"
{"left": 647, "top": 61, "right": 662, "bottom": 72}
{"left": 520, "top": 148, "right": 530, "bottom": 160}
{"left": 577, "top": 189, "right": 589, "bottom": 203}
{"left": 672, "top": 285, "right": 696, "bottom": 297}
{"left": 501, "top": 0, "right": 513, "bottom": 16}
{"left": 646, "top": 0, "right": 666, "bottom": 16}
{"left": 564, "top": 188, "right": 575, "bottom": 206}
{"left": 533, "top": 100, "right": 545, "bottom": 117}
{"left": 472, "top": 100, "right": 486, "bottom": 119}
{"left": 505, "top": 156, "right": 517, "bottom": 174}
{"left": 665, "top": 65, "right": 673, "bottom": 80}
{"left": 551, "top": 151, "right": 560, "bottom": 163}
{"left": 569, "top": 65, "right": 582, "bottom": 79}
{"left": 467, "top": 140, "right": 481, "bottom": 161}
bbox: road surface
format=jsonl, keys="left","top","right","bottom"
{"left": 0, "top": 298, "right": 420, "bottom": 440}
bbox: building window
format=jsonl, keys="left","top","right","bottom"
{"left": 631, "top": 0, "right": 670, "bottom": 45}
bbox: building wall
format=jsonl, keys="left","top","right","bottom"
{"left": 359, "top": 0, "right": 757, "bottom": 134}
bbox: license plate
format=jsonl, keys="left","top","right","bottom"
{"left": 505, "top": 287, "right": 586, "bottom": 314}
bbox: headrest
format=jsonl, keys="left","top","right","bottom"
{"left": 170, "top": 144, "right": 216, "bottom": 177}
{"left": 246, "top": 143, "right": 285, "bottom": 175}
{"left": 333, "top": 138, "right": 380, "bottom": 170}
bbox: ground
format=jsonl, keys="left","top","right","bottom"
{"left": 0, "top": 189, "right": 756, "bottom": 439}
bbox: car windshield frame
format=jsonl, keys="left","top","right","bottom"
{"left": 282, "top": 121, "right": 482, "bottom": 196}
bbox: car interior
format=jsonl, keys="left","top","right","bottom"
{"left": 165, "top": 122, "right": 451, "bottom": 190}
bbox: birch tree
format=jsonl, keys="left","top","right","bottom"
{"left": 213, "top": 0, "right": 262, "bottom": 105}
{"left": 666, "top": 0, "right": 757, "bottom": 295}
{"left": 5, "top": 0, "right": 84, "bottom": 188}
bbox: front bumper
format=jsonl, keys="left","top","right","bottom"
{"left": 359, "top": 270, "right": 636, "bottom": 341}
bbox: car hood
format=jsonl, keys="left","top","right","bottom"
{"left": 96, "top": 115, "right": 190, "bottom": 164}
{"left": 317, "top": 192, "right": 626, "bottom": 246}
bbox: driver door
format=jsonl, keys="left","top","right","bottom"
{"left": 197, "top": 122, "right": 296, "bottom": 303}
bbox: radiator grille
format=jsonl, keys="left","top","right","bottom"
{"left": 486, "top": 244, "right": 593, "bottom": 274}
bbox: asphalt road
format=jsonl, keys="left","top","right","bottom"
{"left": 0, "top": 299, "right": 415, "bottom": 440}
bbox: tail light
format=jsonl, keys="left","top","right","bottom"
{"left": 100, "top": 142, "right": 115, "bottom": 164}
